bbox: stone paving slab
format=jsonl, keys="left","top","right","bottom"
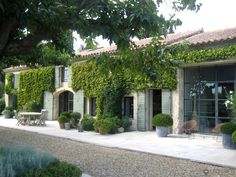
{"left": 0, "top": 117, "right": 235, "bottom": 169}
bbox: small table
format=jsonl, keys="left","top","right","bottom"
{"left": 20, "top": 112, "right": 42, "bottom": 125}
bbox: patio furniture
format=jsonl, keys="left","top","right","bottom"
{"left": 19, "top": 112, "right": 42, "bottom": 125}
{"left": 15, "top": 111, "right": 26, "bottom": 126}
{"left": 35, "top": 109, "right": 48, "bottom": 126}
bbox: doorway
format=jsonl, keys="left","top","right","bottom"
{"left": 59, "top": 91, "right": 73, "bottom": 114}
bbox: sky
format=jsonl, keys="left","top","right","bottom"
{"left": 73, "top": 0, "right": 236, "bottom": 52}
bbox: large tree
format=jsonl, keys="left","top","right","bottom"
{"left": 0, "top": 0, "right": 200, "bottom": 66}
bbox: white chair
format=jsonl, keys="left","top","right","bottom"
{"left": 36, "top": 109, "right": 48, "bottom": 126}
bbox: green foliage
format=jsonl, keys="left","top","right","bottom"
{"left": 58, "top": 115, "right": 70, "bottom": 124}
{"left": 81, "top": 115, "right": 95, "bottom": 131}
{"left": 4, "top": 106, "right": 15, "bottom": 112}
{"left": 60, "top": 112, "right": 71, "bottom": 119}
{"left": 25, "top": 161, "right": 82, "bottom": 177}
{"left": 232, "top": 131, "right": 236, "bottom": 143}
{"left": 94, "top": 118, "right": 113, "bottom": 134}
{"left": 5, "top": 73, "right": 17, "bottom": 95}
{"left": 220, "top": 121, "right": 236, "bottom": 135}
{"left": 59, "top": 112, "right": 71, "bottom": 128}
{"left": 23, "top": 100, "right": 41, "bottom": 112}
{"left": 18, "top": 67, "right": 55, "bottom": 109}
{"left": 0, "top": 145, "right": 56, "bottom": 177}
{"left": 0, "top": 0, "right": 200, "bottom": 64}
{"left": 152, "top": 113, "right": 173, "bottom": 127}
{"left": 120, "top": 118, "right": 132, "bottom": 131}
{"left": 178, "top": 44, "right": 236, "bottom": 64}
{"left": 72, "top": 43, "right": 236, "bottom": 119}
{"left": 70, "top": 112, "right": 81, "bottom": 128}
{"left": 94, "top": 116, "right": 122, "bottom": 134}
{"left": 0, "top": 81, "right": 5, "bottom": 96}
{"left": 0, "top": 98, "right": 5, "bottom": 113}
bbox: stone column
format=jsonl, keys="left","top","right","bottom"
{"left": 172, "top": 68, "right": 184, "bottom": 134}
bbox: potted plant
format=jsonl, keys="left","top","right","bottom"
{"left": 58, "top": 115, "right": 68, "bottom": 129}
{"left": 220, "top": 121, "right": 236, "bottom": 149}
{"left": 152, "top": 113, "right": 173, "bottom": 137}
{"left": 2, "top": 106, "right": 15, "bottom": 118}
{"left": 98, "top": 119, "right": 112, "bottom": 135}
{"left": 59, "top": 112, "right": 71, "bottom": 130}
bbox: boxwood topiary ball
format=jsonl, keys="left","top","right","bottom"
{"left": 152, "top": 113, "right": 173, "bottom": 127}
{"left": 220, "top": 121, "right": 236, "bottom": 135}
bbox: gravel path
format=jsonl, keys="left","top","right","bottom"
{"left": 0, "top": 127, "right": 235, "bottom": 177}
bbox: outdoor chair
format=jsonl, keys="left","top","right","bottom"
{"left": 36, "top": 109, "right": 48, "bottom": 126}
{"left": 15, "top": 111, "right": 26, "bottom": 126}
{"left": 182, "top": 119, "right": 197, "bottom": 138}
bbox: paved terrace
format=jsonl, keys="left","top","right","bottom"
{"left": 0, "top": 116, "right": 235, "bottom": 169}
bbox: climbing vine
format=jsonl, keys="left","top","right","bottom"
{"left": 72, "top": 43, "right": 236, "bottom": 118}
{"left": 18, "top": 67, "right": 55, "bottom": 109}
{"left": 5, "top": 73, "right": 17, "bottom": 95}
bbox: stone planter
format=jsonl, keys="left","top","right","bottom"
{"left": 118, "top": 127, "right": 124, "bottom": 133}
{"left": 222, "top": 134, "right": 236, "bottom": 149}
{"left": 3, "top": 111, "right": 13, "bottom": 119}
{"left": 65, "top": 123, "right": 70, "bottom": 130}
{"left": 156, "top": 126, "right": 168, "bottom": 137}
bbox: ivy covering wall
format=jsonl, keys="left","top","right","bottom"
{"left": 72, "top": 43, "right": 236, "bottom": 118}
{"left": 18, "top": 67, "right": 55, "bottom": 108}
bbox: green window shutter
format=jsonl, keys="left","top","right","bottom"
{"left": 55, "top": 66, "right": 60, "bottom": 88}
{"left": 161, "top": 89, "right": 171, "bottom": 115}
{"left": 43, "top": 91, "right": 53, "bottom": 120}
{"left": 73, "top": 90, "right": 84, "bottom": 117}
{"left": 68, "top": 67, "right": 72, "bottom": 87}
{"left": 137, "top": 90, "right": 146, "bottom": 131}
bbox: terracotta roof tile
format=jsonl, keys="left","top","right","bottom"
{"left": 78, "top": 29, "right": 203, "bottom": 57}
{"left": 185, "top": 27, "right": 236, "bottom": 46}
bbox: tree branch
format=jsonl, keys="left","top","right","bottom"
{"left": 0, "top": 19, "right": 16, "bottom": 53}
{"left": 2, "top": 30, "right": 51, "bottom": 56}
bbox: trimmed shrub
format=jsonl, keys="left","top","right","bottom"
{"left": 0, "top": 145, "right": 56, "bottom": 177}
{"left": 220, "top": 121, "right": 236, "bottom": 134}
{"left": 70, "top": 112, "right": 81, "bottom": 128}
{"left": 96, "top": 119, "right": 113, "bottom": 134}
{"left": 94, "top": 116, "right": 122, "bottom": 134}
{"left": 232, "top": 131, "right": 236, "bottom": 143}
{"left": 5, "top": 106, "right": 15, "bottom": 111}
{"left": 0, "top": 98, "right": 5, "bottom": 113}
{"left": 60, "top": 112, "right": 71, "bottom": 119}
{"left": 58, "top": 115, "right": 70, "bottom": 124}
{"left": 120, "top": 118, "right": 132, "bottom": 131}
{"left": 23, "top": 101, "right": 41, "bottom": 112}
{"left": 152, "top": 113, "right": 173, "bottom": 127}
{"left": 81, "top": 115, "right": 95, "bottom": 131}
{"left": 25, "top": 161, "right": 82, "bottom": 177}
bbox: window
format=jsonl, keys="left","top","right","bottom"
{"left": 184, "top": 65, "right": 236, "bottom": 133}
{"left": 123, "top": 97, "right": 134, "bottom": 119}
{"left": 90, "top": 98, "right": 96, "bottom": 116}
{"left": 61, "top": 67, "right": 69, "bottom": 82}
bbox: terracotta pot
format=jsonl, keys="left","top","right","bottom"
{"left": 59, "top": 122, "right": 65, "bottom": 129}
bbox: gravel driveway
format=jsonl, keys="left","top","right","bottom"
{"left": 0, "top": 126, "right": 235, "bottom": 177}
